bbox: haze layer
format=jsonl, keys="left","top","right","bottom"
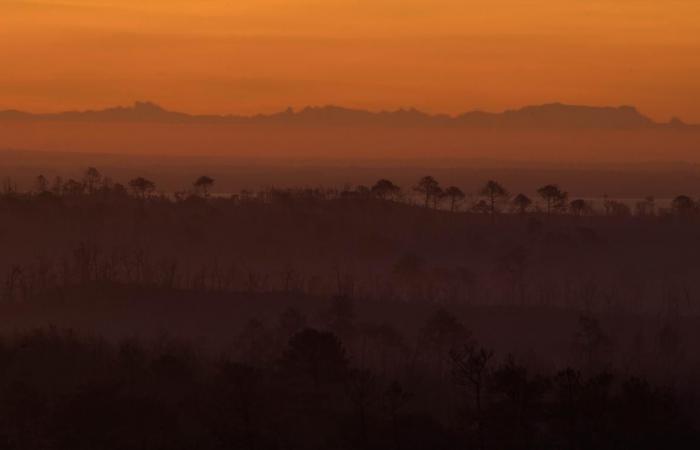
{"left": 2, "top": 0, "right": 700, "bottom": 122}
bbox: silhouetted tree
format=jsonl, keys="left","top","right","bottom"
{"left": 444, "top": 186, "right": 466, "bottom": 212}
{"left": 603, "top": 198, "right": 632, "bottom": 217}
{"left": 569, "top": 199, "right": 591, "bottom": 216}
{"left": 450, "top": 344, "right": 494, "bottom": 450}
{"left": 672, "top": 195, "right": 695, "bottom": 218}
{"left": 194, "top": 175, "right": 215, "bottom": 197}
{"left": 371, "top": 179, "right": 401, "bottom": 201}
{"left": 491, "top": 356, "right": 550, "bottom": 449}
{"left": 472, "top": 199, "right": 491, "bottom": 215}
{"left": 414, "top": 176, "right": 440, "bottom": 208}
{"left": 128, "top": 177, "right": 156, "bottom": 199}
{"left": 83, "top": 167, "right": 102, "bottom": 194}
{"left": 511, "top": 193, "right": 532, "bottom": 214}
{"left": 479, "top": 180, "right": 509, "bottom": 223}
{"left": 537, "top": 184, "right": 568, "bottom": 215}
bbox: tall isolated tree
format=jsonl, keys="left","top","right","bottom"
{"left": 537, "top": 184, "right": 568, "bottom": 215}
{"left": 414, "top": 176, "right": 440, "bottom": 208}
{"left": 444, "top": 186, "right": 466, "bottom": 212}
{"left": 128, "top": 177, "right": 156, "bottom": 199}
{"left": 479, "top": 180, "right": 509, "bottom": 223}
{"left": 194, "top": 175, "right": 215, "bottom": 197}
{"left": 371, "top": 179, "right": 401, "bottom": 201}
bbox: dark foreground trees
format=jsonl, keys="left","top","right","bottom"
{"left": 0, "top": 326, "right": 695, "bottom": 450}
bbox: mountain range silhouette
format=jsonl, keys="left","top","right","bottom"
{"left": 0, "top": 101, "right": 693, "bottom": 129}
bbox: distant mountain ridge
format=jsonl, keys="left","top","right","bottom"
{"left": 0, "top": 101, "right": 694, "bottom": 129}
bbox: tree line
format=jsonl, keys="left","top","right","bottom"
{"left": 4, "top": 168, "right": 697, "bottom": 218}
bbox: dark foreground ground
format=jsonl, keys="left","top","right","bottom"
{"left": 0, "top": 287, "right": 697, "bottom": 450}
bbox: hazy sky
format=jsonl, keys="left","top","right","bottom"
{"left": 2, "top": 0, "right": 700, "bottom": 121}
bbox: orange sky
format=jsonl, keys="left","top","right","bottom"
{"left": 2, "top": 0, "right": 700, "bottom": 121}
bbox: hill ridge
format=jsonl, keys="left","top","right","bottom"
{"left": 0, "top": 101, "right": 693, "bottom": 129}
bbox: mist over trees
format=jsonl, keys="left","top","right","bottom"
{"left": 0, "top": 168, "right": 699, "bottom": 448}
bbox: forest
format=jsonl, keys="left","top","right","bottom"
{"left": 0, "top": 167, "right": 698, "bottom": 449}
